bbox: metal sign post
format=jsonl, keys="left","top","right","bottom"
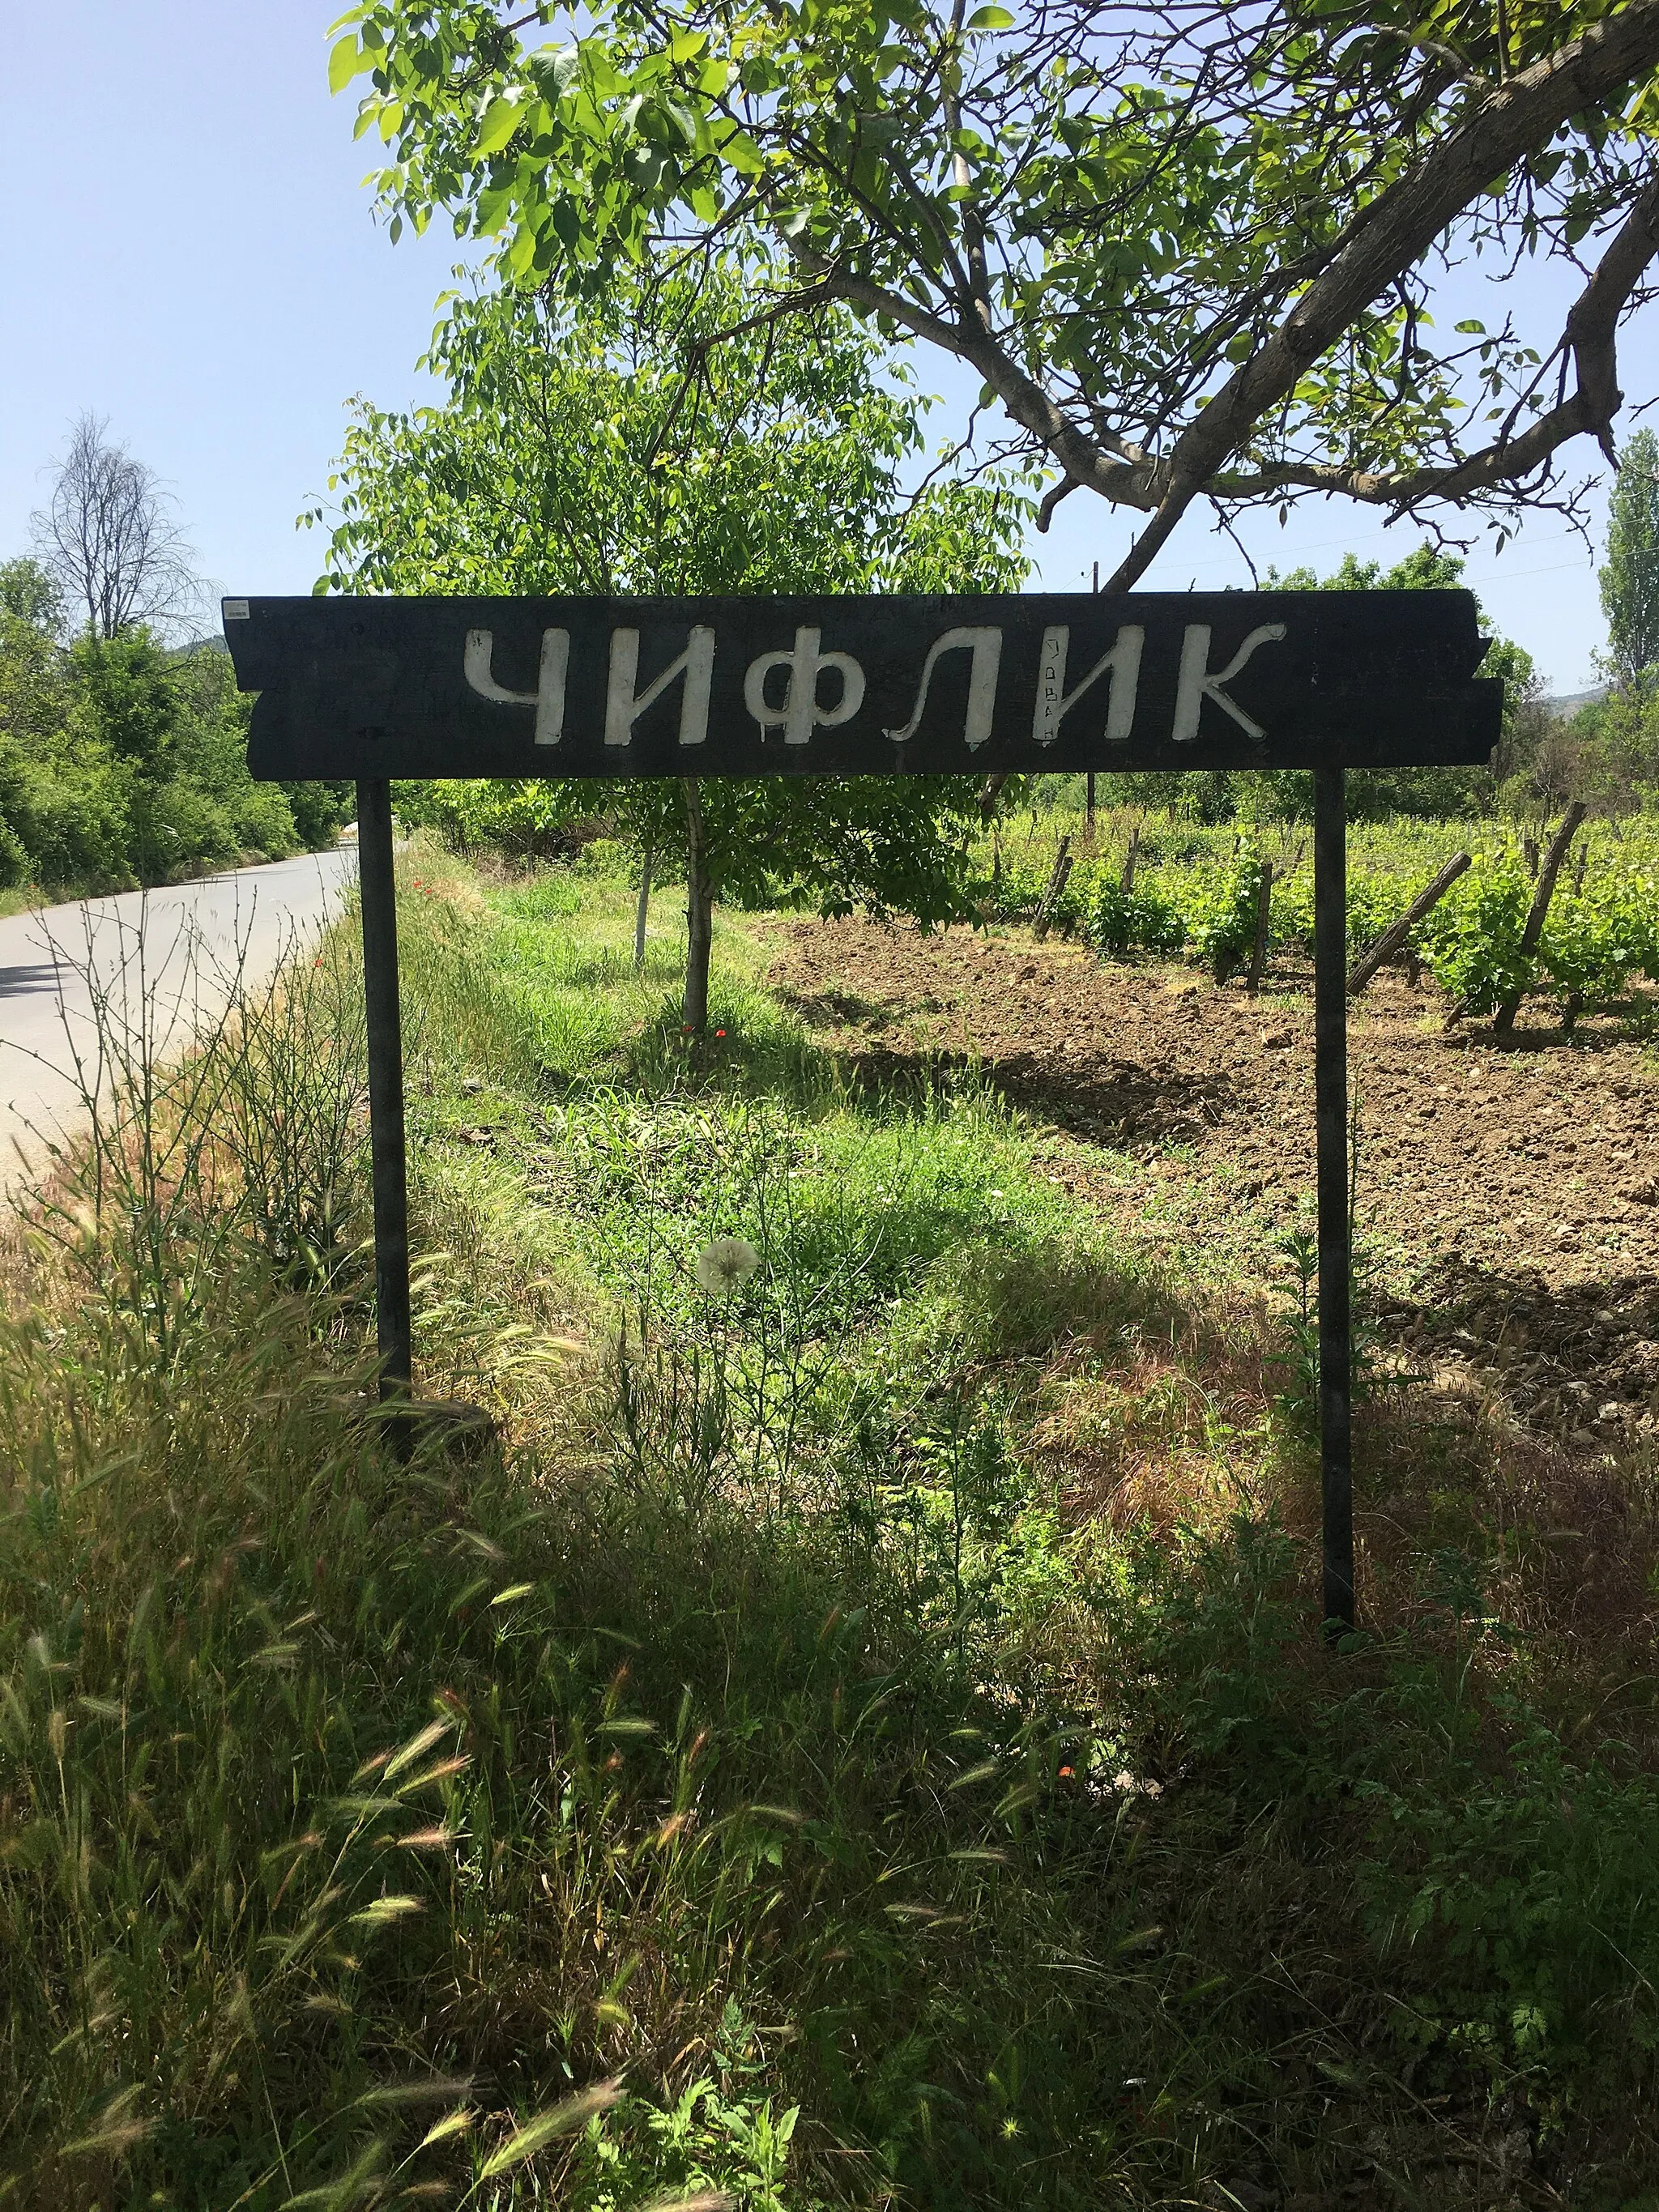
{"left": 226, "top": 589, "right": 1503, "bottom": 1634}
{"left": 1313, "top": 769, "right": 1354, "bottom": 1634}
{"left": 356, "top": 778, "right": 412, "bottom": 1400}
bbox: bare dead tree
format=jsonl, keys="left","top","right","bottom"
{"left": 32, "top": 414, "right": 201, "bottom": 641}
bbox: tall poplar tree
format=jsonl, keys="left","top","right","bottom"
{"left": 1600, "top": 429, "right": 1659, "bottom": 689}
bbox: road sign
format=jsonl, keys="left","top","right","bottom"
{"left": 224, "top": 591, "right": 1499, "bottom": 781}
{"left": 226, "top": 589, "right": 1507, "bottom": 1639}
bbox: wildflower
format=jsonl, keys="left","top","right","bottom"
{"left": 695, "top": 1237, "right": 761, "bottom": 1296}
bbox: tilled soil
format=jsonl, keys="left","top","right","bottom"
{"left": 767, "top": 915, "right": 1659, "bottom": 1445}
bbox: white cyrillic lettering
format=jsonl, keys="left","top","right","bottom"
{"left": 883, "top": 626, "right": 1003, "bottom": 750}
{"left": 1171, "top": 623, "right": 1286, "bottom": 744}
{"left": 744, "top": 627, "right": 866, "bottom": 745}
{"left": 1031, "top": 624, "right": 1143, "bottom": 746}
{"left": 464, "top": 627, "right": 569, "bottom": 747}
{"left": 605, "top": 626, "right": 716, "bottom": 747}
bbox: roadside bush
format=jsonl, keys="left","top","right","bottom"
{"left": 279, "top": 778, "right": 355, "bottom": 846}
{"left": 130, "top": 777, "right": 239, "bottom": 880}
{"left": 228, "top": 781, "right": 300, "bottom": 860}
{"left": 395, "top": 775, "right": 583, "bottom": 860}
{"left": 0, "top": 742, "right": 135, "bottom": 889}
{"left": 0, "top": 813, "right": 27, "bottom": 889}
{"left": 0, "top": 607, "right": 341, "bottom": 893}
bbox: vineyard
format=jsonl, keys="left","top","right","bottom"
{"left": 979, "top": 805, "right": 1659, "bottom": 1029}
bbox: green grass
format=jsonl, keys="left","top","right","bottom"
{"left": 4, "top": 839, "right": 1659, "bottom": 2210}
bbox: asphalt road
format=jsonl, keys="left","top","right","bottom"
{"left": 0, "top": 846, "right": 358, "bottom": 1195}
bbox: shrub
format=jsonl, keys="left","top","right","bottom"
{"left": 1173, "top": 850, "right": 1267, "bottom": 980}
{"left": 0, "top": 743, "right": 135, "bottom": 889}
{"left": 1418, "top": 849, "right": 1534, "bottom": 1014}
{"left": 130, "top": 777, "right": 239, "bottom": 880}
{"left": 395, "top": 776, "right": 583, "bottom": 859}
{"left": 229, "top": 782, "right": 300, "bottom": 860}
{"left": 0, "top": 812, "right": 28, "bottom": 889}
{"left": 279, "top": 778, "right": 354, "bottom": 846}
{"left": 1085, "top": 874, "right": 1185, "bottom": 956}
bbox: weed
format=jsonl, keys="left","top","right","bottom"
{"left": 3, "top": 844, "right": 1659, "bottom": 2208}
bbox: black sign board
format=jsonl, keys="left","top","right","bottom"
{"left": 223, "top": 591, "right": 1499, "bottom": 780}
{"left": 227, "top": 586, "right": 1506, "bottom": 1642}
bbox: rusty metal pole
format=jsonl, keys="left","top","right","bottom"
{"left": 356, "top": 778, "right": 412, "bottom": 1399}
{"left": 1314, "top": 767, "right": 1354, "bottom": 1634}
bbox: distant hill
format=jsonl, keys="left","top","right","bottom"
{"left": 1542, "top": 684, "right": 1607, "bottom": 720}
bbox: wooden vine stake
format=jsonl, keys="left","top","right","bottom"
{"left": 1034, "top": 835, "right": 1073, "bottom": 940}
{"left": 1347, "top": 850, "right": 1470, "bottom": 995}
{"left": 1246, "top": 860, "right": 1273, "bottom": 994}
{"left": 1494, "top": 802, "right": 1586, "bottom": 1037}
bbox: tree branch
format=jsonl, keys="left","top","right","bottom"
{"left": 1201, "top": 173, "right": 1659, "bottom": 510}
{"left": 1104, "top": 0, "right": 1659, "bottom": 585}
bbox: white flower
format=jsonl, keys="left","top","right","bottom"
{"left": 696, "top": 1237, "right": 761, "bottom": 1296}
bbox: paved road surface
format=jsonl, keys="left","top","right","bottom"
{"left": 0, "top": 847, "right": 358, "bottom": 1195}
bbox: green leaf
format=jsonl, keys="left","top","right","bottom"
{"left": 476, "top": 98, "right": 524, "bottom": 156}
{"left": 327, "top": 34, "right": 361, "bottom": 96}
{"left": 529, "top": 45, "right": 581, "bottom": 100}
{"left": 965, "top": 4, "right": 1014, "bottom": 24}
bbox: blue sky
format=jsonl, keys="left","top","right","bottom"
{"left": 2, "top": 2, "right": 1645, "bottom": 693}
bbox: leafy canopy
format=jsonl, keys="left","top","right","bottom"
{"left": 313, "top": 268, "right": 1030, "bottom": 923}
{"left": 327, "top": 0, "right": 1659, "bottom": 583}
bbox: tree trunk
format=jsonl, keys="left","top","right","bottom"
{"left": 682, "top": 780, "right": 714, "bottom": 1033}
{"left": 633, "top": 842, "right": 654, "bottom": 971}
{"left": 1495, "top": 802, "right": 1586, "bottom": 1037}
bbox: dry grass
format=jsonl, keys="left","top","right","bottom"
{"left": 3, "top": 844, "right": 1659, "bottom": 2210}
